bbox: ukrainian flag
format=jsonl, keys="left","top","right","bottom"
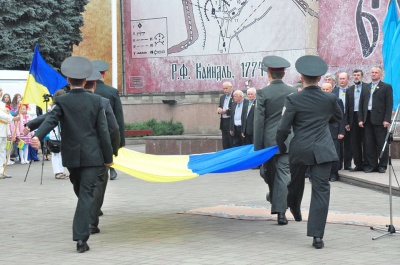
{"left": 22, "top": 44, "right": 68, "bottom": 111}
{"left": 382, "top": 0, "right": 400, "bottom": 110}
{"left": 112, "top": 144, "right": 278, "bottom": 182}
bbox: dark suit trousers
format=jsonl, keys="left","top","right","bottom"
{"left": 69, "top": 166, "right": 104, "bottom": 242}
{"left": 243, "top": 133, "right": 253, "bottom": 145}
{"left": 232, "top": 126, "right": 244, "bottom": 147}
{"left": 288, "top": 162, "right": 331, "bottom": 238}
{"left": 364, "top": 112, "right": 389, "bottom": 169}
{"left": 330, "top": 139, "right": 340, "bottom": 178}
{"left": 350, "top": 112, "right": 364, "bottom": 167}
{"left": 90, "top": 166, "right": 108, "bottom": 228}
{"left": 340, "top": 130, "right": 352, "bottom": 169}
{"left": 221, "top": 118, "right": 233, "bottom": 149}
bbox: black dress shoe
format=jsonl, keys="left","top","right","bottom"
{"left": 364, "top": 167, "right": 375, "bottom": 173}
{"left": 77, "top": 240, "right": 90, "bottom": 253}
{"left": 277, "top": 213, "right": 288, "bottom": 225}
{"left": 312, "top": 237, "right": 324, "bottom": 249}
{"left": 110, "top": 168, "right": 118, "bottom": 180}
{"left": 90, "top": 226, "right": 100, "bottom": 234}
{"left": 344, "top": 167, "right": 352, "bottom": 170}
{"left": 290, "top": 208, "right": 302, "bottom": 222}
{"left": 329, "top": 177, "right": 338, "bottom": 182}
{"left": 349, "top": 166, "right": 363, "bottom": 172}
{"left": 266, "top": 192, "right": 271, "bottom": 204}
{"left": 378, "top": 167, "right": 386, "bottom": 173}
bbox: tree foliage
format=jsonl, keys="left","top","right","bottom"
{"left": 0, "top": 0, "right": 88, "bottom": 70}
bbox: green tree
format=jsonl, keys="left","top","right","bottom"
{"left": 0, "top": 0, "right": 88, "bottom": 70}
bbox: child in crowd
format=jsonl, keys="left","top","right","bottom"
{"left": 16, "top": 104, "right": 33, "bottom": 164}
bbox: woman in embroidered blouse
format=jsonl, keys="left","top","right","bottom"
{"left": 16, "top": 104, "right": 33, "bottom": 164}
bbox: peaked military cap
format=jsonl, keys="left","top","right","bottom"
{"left": 295, "top": 55, "right": 328, "bottom": 77}
{"left": 91, "top": 60, "right": 109, "bottom": 72}
{"left": 261, "top": 55, "right": 291, "bottom": 72}
{"left": 61, "top": 56, "right": 93, "bottom": 79}
{"left": 87, "top": 69, "right": 101, "bottom": 81}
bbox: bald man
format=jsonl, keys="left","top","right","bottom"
{"left": 321, "top": 83, "right": 345, "bottom": 181}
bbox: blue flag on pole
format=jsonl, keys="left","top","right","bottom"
{"left": 382, "top": 0, "right": 400, "bottom": 110}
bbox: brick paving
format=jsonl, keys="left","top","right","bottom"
{"left": 1, "top": 144, "right": 400, "bottom": 264}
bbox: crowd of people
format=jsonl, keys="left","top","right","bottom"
{"left": 217, "top": 55, "right": 393, "bottom": 249}
{"left": 1, "top": 56, "right": 125, "bottom": 254}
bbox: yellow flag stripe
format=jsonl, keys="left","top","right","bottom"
{"left": 22, "top": 74, "right": 53, "bottom": 111}
{"left": 112, "top": 148, "right": 199, "bottom": 182}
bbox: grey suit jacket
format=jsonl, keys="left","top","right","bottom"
{"left": 254, "top": 80, "right": 296, "bottom": 153}
{"left": 276, "top": 86, "right": 342, "bottom": 165}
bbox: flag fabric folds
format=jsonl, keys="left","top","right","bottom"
{"left": 382, "top": 0, "right": 400, "bottom": 110}
{"left": 111, "top": 144, "right": 278, "bottom": 182}
{"left": 22, "top": 44, "right": 68, "bottom": 111}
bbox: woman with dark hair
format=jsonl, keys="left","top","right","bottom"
{"left": 10, "top": 93, "right": 22, "bottom": 116}
{"left": 2, "top": 93, "right": 11, "bottom": 108}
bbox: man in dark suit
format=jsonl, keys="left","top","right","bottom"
{"left": 229, "top": 90, "right": 248, "bottom": 147}
{"left": 84, "top": 70, "right": 120, "bottom": 235}
{"left": 335, "top": 72, "right": 352, "bottom": 170}
{"left": 91, "top": 60, "right": 125, "bottom": 180}
{"left": 358, "top": 66, "right": 393, "bottom": 173}
{"left": 254, "top": 55, "right": 296, "bottom": 225}
{"left": 242, "top": 87, "right": 257, "bottom": 144}
{"left": 345, "top": 69, "right": 369, "bottom": 172}
{"left": 31, "top": 56, "right": 113, "bottom": 253}
{"left": 217, "top": 81, "right": 234, "bottom": 149}
{"left": 324, "top": 73, "right": 339, "bottom": 96}
{"left": 322, "top": 83, "right": 345, "bottom": 182}
{"left": 276, "top": 55, "right": 342, "bottom": 249}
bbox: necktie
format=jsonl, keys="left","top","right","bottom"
{"left": 355, "top": 86, "right": 360, "bottom": 93}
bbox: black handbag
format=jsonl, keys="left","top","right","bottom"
{"left": 47, "top": 126, "right": 61, "bottom": 153}
{"left": 47, "top": 139, "right": 61, "bottom": 153}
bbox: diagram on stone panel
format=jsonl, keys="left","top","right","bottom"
{"left": 131, "top": 0, "right": 319, "bottom": 58}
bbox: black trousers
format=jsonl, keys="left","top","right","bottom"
{"left": 221, "top": 118, "right": 233, "bottom": 149}
{"left": 243, "top": 132, "right": 253, "bottom": 145}
{"left": 364, "top": 112, "right": 389, "bottom": 169}
{"left": 330, "top": 139, "right": 340, "bottom": 178}
{"left": 339, "top": 130, "right": 352, "bottom": 169}
{"left": 232, "top": 125, "right": 244, "bottom": 147}
{"left": 90, "top": 166, "right": 108, "bottom": 228}
{"left": 288, "top": 162, "right": 331, "bottom": 238}
{"left": 350, "top": 112, "right": 364, "bottom": 167}
{"left": 69, "top": 166, "right": 105, "bottom": 242}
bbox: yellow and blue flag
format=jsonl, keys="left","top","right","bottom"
{"left": 382, "top": 0, "right": 400, "bottom": 110}
{"left": 112, "top": 144, "right": 278, "bottom": 182}
{"left": 22, "top": 44, "right": 68, "bottom": 111}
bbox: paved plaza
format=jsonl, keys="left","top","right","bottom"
{"left": 1, "top": 144, "right": 400, "bottom": 264}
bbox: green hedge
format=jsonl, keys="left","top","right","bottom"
{"left": 125, "top": 118, "right": 184, "bottom": 136}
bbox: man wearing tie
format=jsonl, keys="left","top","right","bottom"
{"left": 336, "top": 72, "right": 352, "bottom": 170}
{"left": 242, "top": 87, "right": 257, "bottom": 145}
{"left": 217, "top": 82, "right": 234, "bottom": 149}
{"left": 229, "top": 90, "right": 248, "bottom": 147}
{"left": 345, "top": 69, "right": 369, "bottom": 172}
{"left": 358, "top": 67, "right": 393, "bottom": 173}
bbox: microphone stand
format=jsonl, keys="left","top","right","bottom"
{"left": 24, "top": 94, "right": 51, "bottom": 185}
{"left": 370, "top": 103, "right": 400, "bottom": 240}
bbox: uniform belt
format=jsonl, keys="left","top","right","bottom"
{"left": 0, "top": 120, "right": 8, "bottom": 125}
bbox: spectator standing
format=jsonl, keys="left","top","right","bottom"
{"left": 358, "top": 66, "right": 393, "bottom": 173}
{"left": 217, "top": 81, "right": 234, "bottom": 149}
